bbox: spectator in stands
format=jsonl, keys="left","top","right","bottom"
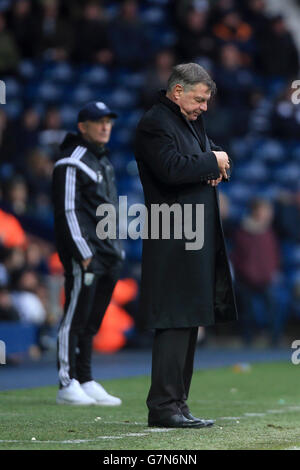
{"left": 231, "top": 198, "right": 281, "bottom": 345}
{"left": 11, "top": 269, "right": 47, "bottom": 325}
{"left": 39, "top": 0, "right": 73, "bottom": 61}
{"left": 2, "top": 176, "right": 29, "bottom": 216}
{"left": 213, "top": 43, "right": 254, "bottom": 136}
{"left": 109, "top": 0, "right": 151, "bottom": 69}
{"left": 72, "top": 1, "right": 113, "bottom": 65}
{"left": 0, "top": 109, "right": 16, "bottom": 167}
{"left": 210, "top": 0, "right": 237, "bottom": 23}
{"left": 0, "top": 207, "right": 27, "bottom": 248}
{"left": 256, "top": 15, "right": 299, "bottom": 79}
{"left": 274, "top": 190, "right": 300, "bottom": 242}
{"left": 241, "top": 0, "right": 271, "bottom": 40}
{"left": 8, "top": 0, "right": 40, "bottom": 58}
{"left": 39, "top": 107, "right": 66, "bottom": 157}
{"left": 0, "top": 286, "right": 19, "bottom": 322}
{"left": 140, "top": 49, "right": 176, "bottom": 110}
{"left": 0, "top": 246, "right": 26, "bottom": 283}
{"left": 0, "top": 12, "right": 20, "bottom": 73}
{"left": 215, "top": 43, "right": 254, "bottom": 107}
{"left": 212, "top": 9, "right": 255, "bottom": 61}
{"left": 15, "top": 108, "right": 41, "bottom": 160}
{"left": 175, "top": 5, "right": 216, "bottom": 63}
{"left": 26, "top": 241, "right": 50, "bottom": 275}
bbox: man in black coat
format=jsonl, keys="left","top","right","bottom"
{"left": 134, "top": 63, "right": 238, "bottom": 428}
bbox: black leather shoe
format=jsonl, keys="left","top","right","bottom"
{"left": 182, "top": 412, "right": 215, "bottom": 427}
{"left": 148, "top": 413, "right": 212, "bottom": 429}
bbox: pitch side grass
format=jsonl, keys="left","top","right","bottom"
{"left": 0, "top": 361, "right": 300, "bottom": 450}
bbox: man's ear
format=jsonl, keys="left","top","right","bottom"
{"left": 173, "top": 84, "right": 184, "bottom": 100}
{"left": 77, "top": 122, "right": 85, "bottom": 134}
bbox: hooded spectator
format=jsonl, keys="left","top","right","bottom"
{"left": 72, "top": 1, "right": 113, "bottom": 65}
{"left": 0, "top": 13, "right": 20, "bottom": 74}
{"left": 109, "top": 0, "right": 151, "bottom": 69}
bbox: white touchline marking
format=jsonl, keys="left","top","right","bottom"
{"left": 147, "top": 428, "right": 176, "bottom": 433}
{"left": 266, "top": 410, "right": 285, "bottom": 414}
{"left": 284, "top": 447, "right": 300, "bottom": 450}
{"left": 244, "top": 413, "right": 266, "bottom": 417}
{"left": 101, "top": 421, "right": 147, "bottom": 425}
{"left": 219, "top": 417, "right": 242, "bottom": 420}
{"left": 0, "top": 431, "right": 152, "bottom": 445}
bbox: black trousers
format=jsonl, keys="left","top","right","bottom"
{"left": 147, "top": 327, "right": 198, "bottom": 421}
{"left": 57, "top": 257, "right": 121, "bottom": 387}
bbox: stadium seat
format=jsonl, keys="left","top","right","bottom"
{"left": 234, "top": 161, "right": 269, "bottom": 183}
{"left": 3, "top": 77, "right": 22, "bottom": 99}
{"left": 77, "top": 65, "right": 110, "bottom": 86}
{"left": 254, "top": 139, "right": 286, "bottom": 164}
{"left": 18, "top": 59, "right": 39, "bottom": 80}
{"left": 44, "top": 62, "right": 74, "bottom": 84}
{"left": 36, "top": 81, "right": 64, "bottom": 102}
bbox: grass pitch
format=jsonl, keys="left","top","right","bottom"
{"left": 0, "top": 361, "right": 300, "bottom": 450}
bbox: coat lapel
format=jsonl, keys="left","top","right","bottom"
{"left": 190, "top": 116, "right": 210, "bottom": 152}
{"left": 157, "top": 91, "right": 208, "bottom": 152}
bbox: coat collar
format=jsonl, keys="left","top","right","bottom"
{"left": 60, "top": 132, "right": 109, "bottom": 159}
{"left": 157, "top": 90, "right": 207, "bottom": 151}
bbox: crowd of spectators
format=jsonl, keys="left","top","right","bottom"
{"left": 0, "top": 0, "right": 300, "bottom": 353}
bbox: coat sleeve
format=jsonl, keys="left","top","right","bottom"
{"left": 52, "top": 163, "right": 94, "bottom": 262}
{"left": 208, "top": 138, "right": 223, "bottom": 152}
{"left": 135, "top": 119, "right": 220, "bottom": 186}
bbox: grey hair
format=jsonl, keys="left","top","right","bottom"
{"left": 167, "top": 63, "right": 217, "bottom": 95}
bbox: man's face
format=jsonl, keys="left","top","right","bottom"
{"left": 175, "top": 83, "right": 211, "bottom": 121}
{"left": 78, "top": 116, "right": 113, "bottom": 145}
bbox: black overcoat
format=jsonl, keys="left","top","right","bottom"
{"left": 134, "top": 91, "right": 238, "bottom": 328}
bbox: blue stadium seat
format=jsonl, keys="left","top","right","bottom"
{"left": 227, "top": 182, "right": 257, "bottom": 204}
{"left": 3, "top": 77, "right": 22, "bottom": 99}
{"left": 140, "top": 5, "right": 167, "bottom": 24}
{"left": 115, "top": 71, "right": 145, "bottom": 90}
{"left": 4, "top": 100, "right": 23, "bottom": 119}
{"left": 59, "top": 104, "right": 78, "bottom": 127}
{"left": 282, "top": 243, "right": 300, "bottom": 268}
{"left": 70, "top": 84, "right": 96, "bottom": 105}
{"left": 254, "top": 139, "right": 286, "bottom": 164}
{"left": 18, "top": 59, "right": 39, "bottom": 80}
{"left": 36, "top": 81, "right": 64, "bottom": 102}
{"left": 107, "top": 88, "right": 138, "bottom": 109}
{"left": 234, "top": 161, "right": 269, "bottom": 183}
{"left": 274, "top": 163, "right": 300, "bottom": 185}
{"left": 77, "top": 65, "right": 110, "bottom": 86}
{"left": 44, "top": 62, "right": 75, "bottom": 83}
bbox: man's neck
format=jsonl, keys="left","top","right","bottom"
{"left": 165, "top": 91, "right": 175, "bottom": 103}
{"left": 81, "top": 134, "right": 104, "bottom": 149}
{"left": 165, "top": 92, "right": 189, "bottom": 120}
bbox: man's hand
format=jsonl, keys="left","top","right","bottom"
{"left": 213, "top": 151, "right": 230, "bottom": 180}
{"left": 82, "top": 257, "right": 92, "bottom": 270}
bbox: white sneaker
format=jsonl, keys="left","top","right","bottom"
{"left": 56, "top": 379, "right": 97, "bottom": 405}
{"left": 81, "top": 380, "right": 122, "bottom": 406}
